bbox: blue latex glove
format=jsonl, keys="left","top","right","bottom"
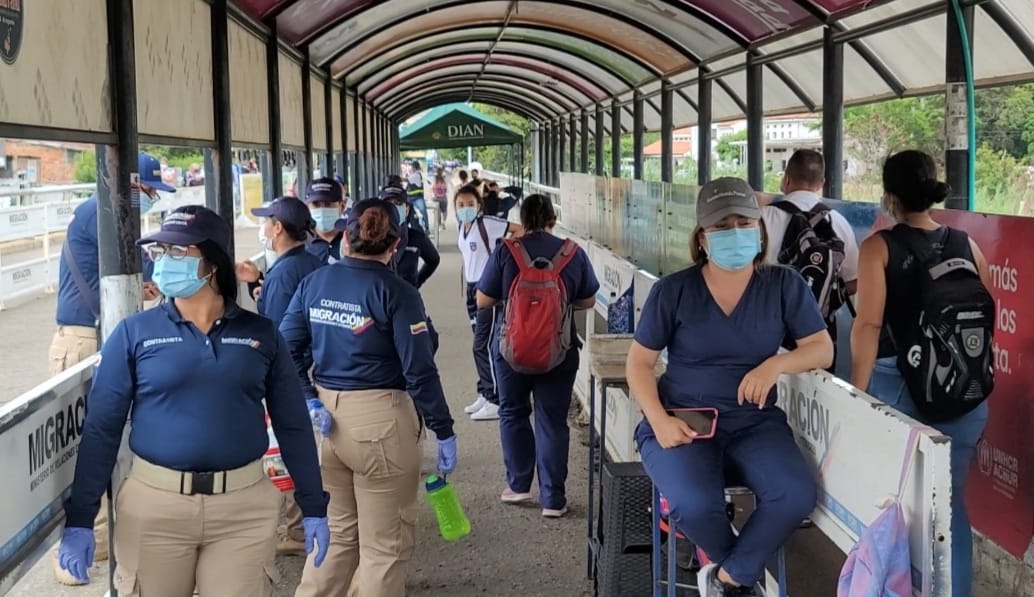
{"left": 57, "top": 527, "right": 95, "bottom": 583}
{"left": 437, "top": 435, "right": 457, "bottom": 474}
{"left": 302, "top": 516, "right": 331, "bottom": 567}
{"left": 306, "top": 398, "right": 332, "bottom": 437}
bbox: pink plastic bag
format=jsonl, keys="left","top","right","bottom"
{"left": 837, "top": 429, "right": 919, "bottom": 597}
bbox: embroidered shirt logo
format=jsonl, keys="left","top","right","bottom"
{"left": 222, "top": 337, "right": 262, "bottom": 349}
{"left": 142, "top": 336, "right": 184, "bottom": 348}
{"left": 310, "top": 299, "right": 375, "bottom": 335}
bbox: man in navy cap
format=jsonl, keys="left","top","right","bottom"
{"left": 49, "top": 151, "right": 175, "bottom": 585}
{"left": 304, "top": 177, "right": 346, "bottom": 265}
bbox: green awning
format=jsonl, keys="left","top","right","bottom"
{"left": 399, "top": 103, "right": 523, "bottom": 150}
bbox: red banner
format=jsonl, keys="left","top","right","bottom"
{"left": 929, "top": 211, "right": 1034, "bottom": 557}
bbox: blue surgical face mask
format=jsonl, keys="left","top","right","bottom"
{"left": 705, "top": 227, "right": 761, "bottom": 271}
{"left": 395, "top": 204, "right": 408, "bottom": 224}
{"left": 456, "top": 206, "right": 478, "bottom": 223}
{"left": 139, "top": 191, "right": 156, "bottom": 214}
{"left": 310, "top": 207, "right": 339, "bottom": 233}
{"left": 153, "top": 255, "right": 211, "bottom": 298}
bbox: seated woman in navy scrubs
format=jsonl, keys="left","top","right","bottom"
{"left": 626, "top": 178, "right": 833, "bottom": 597}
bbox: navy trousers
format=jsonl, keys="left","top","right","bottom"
{"left": 635, "top": 406, "right": 816, "bottom": 586}
{"left": 495, "top": 348, "right": 579, "bottom": 510}
{"left": 465, "top": 283, "right": 498, "bottom": 404}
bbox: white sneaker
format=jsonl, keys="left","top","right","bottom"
{"left": 501, "top": 487, "right": 534, "bottom": 503}
{"left": 542, "top": 506, "right": 568, "bottom": 518}
{"left": 470, "top": 402, "right": 500, "bottom": 421}
{"left": 464, "top": 395, "right": 487, "bottom": 414}
{"left": 697, "top": 563, "right": 720, "bottom": 597}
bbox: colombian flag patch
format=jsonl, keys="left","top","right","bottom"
{"left": 410, "top": 321, "right": 428, "bottom": 335}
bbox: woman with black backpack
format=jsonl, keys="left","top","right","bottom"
{"left": 850, "top": 150, "right": 994, "bottom": 597}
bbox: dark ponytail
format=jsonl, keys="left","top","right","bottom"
{"left": 520, "top": 194, "right": 556, "bottom": 232}
{"left": 346, "top": 202, "right": 398, "bottom": 255}
{"left": 883, "top": 150, "right": 950, "bottom": 214}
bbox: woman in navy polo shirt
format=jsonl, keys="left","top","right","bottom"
{"left": 477, "top": 194, "right": 599, "bottom": 517}
{"left": 56, "top": 206, "right": 329, "bottom": 595}
{"left": 625, "top": 179, "right": 833, "bottom": 597}
{"left": 281, "top": 199, "right": 456, "bottom": 596}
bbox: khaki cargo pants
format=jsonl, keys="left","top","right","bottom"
{"left": 49, "top": 326, "right": 111, "bottom": 560}
{"left": 295, "top": 388, "right": 421, "bottom": 597}
{"left": 112, "top": 471, "right": 280, "bottom": 596}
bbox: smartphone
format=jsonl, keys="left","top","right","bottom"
{"left": 666, "top": 408, "right": 718, "bottom": 439}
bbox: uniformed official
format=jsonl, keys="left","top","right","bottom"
{"left": 382, "top": 189, "right": 440, "bottom": 289}
{"left": 237, "top": 196, "right": 326, "bottom": 555}
{"left": 305, "top": 178, "right": 346, "bottom": 265}
{"left": 57, "top": 206, "right": 330, "bottom": 596}
{"left": 49, "top": 151, "right": 169, "bottom": 586}
{"left": 281, "top": 199, "right": 456, "bottom": 597}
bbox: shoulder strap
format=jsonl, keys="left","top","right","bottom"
{"left": 896, "top": 428, "right": 921, "bottom": 498}
{"left": 889, "top": 224, "right": 938, "bottom": 269}
{"left": 476, "top": 217, "right": 491, "bottom": 249}
{"left": 772, "top": 200, "right": 803, "bottom": 216}
{"left": 807, "top": 202, "right": 834, "bottom": 226}
{"left": 504, "top": 239, "right": 536, "bottom": 273}
{"left": 62, "top": 240, "right": 100, "bottom": 320}
{"left": 551, "top": 239, "right": 579, "bottom": 272}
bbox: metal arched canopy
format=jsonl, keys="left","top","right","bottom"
{"left": 367, "top": 59, "right": 612, "bottom": 108}
{"left": 235, "top": 0, "right": 1034, "bottom": 131}
{"left": 343, "top": 27, "right": 658, "bottom": 90}
{"left": 358, "top": 47, "right": 629, "bottom": 100}
{"left": 379, "top": 75, "right": 578, "bottom": 118}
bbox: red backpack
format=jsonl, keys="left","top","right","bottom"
{"left": 499, "top": 238, "right": 579, "bottom": 374}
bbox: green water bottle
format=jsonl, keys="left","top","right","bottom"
{"left": 425, "top": 474, "right": 471, "bottom": 541}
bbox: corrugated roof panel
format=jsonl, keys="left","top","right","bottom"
{"left": 861, "top": 14, "right": 946, "bottom": 91}
{"left": 973, "top": 7, "right": 1034, "bottom": 83}
{"left": 688, "top": 0, "right": 816, "bottom": 42}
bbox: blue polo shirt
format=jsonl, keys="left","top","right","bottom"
{"left": 65, "top": 301, "right": 328, "bottom": 528}
{"left": 279, "top": 257, "right": 454, "bottom": 440}
{"left": 305, "top": 232, "right": 344, "bottom": 265}
{"left": 397, "top": 222, "right": 440, "bottom": 288}
{"left": 477, "top": 231, "right": 600, "bottom": 346}
{"left": 635, "top": 265, "right": 825, "bottom": 410}
{"left": 257, "top": 245, "right": 323, "bottom": 328}
{"left": 57, "top": 196, "right": 155, "bottom": 327}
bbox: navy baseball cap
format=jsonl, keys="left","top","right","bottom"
{"left": 251, "top": 196, "right": 314, "bottom": 231}
{"left": 334, "top": 198, "right": 402, "bottom": 238}
{"left": 377, "top": 186, "right": 408, "bottom": 203}
{"left": 139, "top": 152, "right": 176, "bottom": 193}
{"left": 305, "top": 177, "right": 344, "bottom": 203}
{"left": 137, "top": 206, "right": 231, "bottom": 254}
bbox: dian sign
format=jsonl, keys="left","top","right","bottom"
{"left": 447, "top": 124, "right": 485, "bottom": 141}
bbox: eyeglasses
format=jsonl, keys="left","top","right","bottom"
{"left": 145, "top": 243, "right": 192, "bottom": 261}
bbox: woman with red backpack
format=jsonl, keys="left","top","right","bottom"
{"left": 476, "top": 194, "right": 599, "bottom": 518}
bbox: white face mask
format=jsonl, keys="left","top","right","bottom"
{"left": 258, "top": 219, "right": 278, "bottom": 267}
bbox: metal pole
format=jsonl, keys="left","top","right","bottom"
{"left": 558, "top": 118, "right": 566, "bottom": 176}
{"left": 350, "top": 91, "right": 361, "bottom": 199}
{"left": 569, "top": 115, "right": 577, "bottom": 174}
{"left": 945, "top": 3, "right": 974, "bottom": 211}
{"left": 99, "top": 0, "right": 142, "bottom": 349}
{"left": 698, "top": 72, "right": 712, "bottom": 186}
{"left": 580, "top": 110, "right": 590, "bottom": 173}
{"left": 661, "top": 81, "right": 674, "bottom": 183}
{"left": 633, "top": 91, "right": 644, "bottom": 180}
{"left": 746, "top": 55, "right": 764, "bottom": 190}
{"left": 266, "top": 22, "right": 283, "bottom": 198}
{"left": 301, "top": 51, "right": 314, "bottom": 184}
{"left": 595, "top": 105, "right": 605, "bottom": 176}
{"left": 340, "top": 85, "right": 348, "bottom": 183}
{"left": 542, "top": 123, "right": 550, "bottom": 185}
{"left": 325, "top": 75, "right": 334, "bottom": 176}
{"left": 611, "top": 100, "right": 621, "bottom": 178}
{"left": 360, "top": 100, "right": 368, "bottom": 196}
{"left": 823, "top": 28, "right": 845, "bottom": 199}
{"left": 210, "top": 0, "right": 234, "bottom": 245}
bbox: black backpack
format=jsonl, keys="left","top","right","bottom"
{"left": 883, "top": 225, "right": 995, "bottom": 421}
{"left": 774, "top": 201, "right": 847, "bottom": 321}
